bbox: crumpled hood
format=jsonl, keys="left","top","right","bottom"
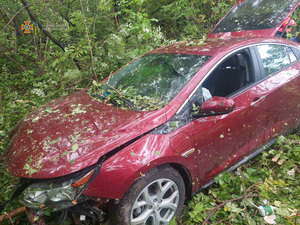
{"left": 4, "top": 91, "right": 166, "bottom": 178}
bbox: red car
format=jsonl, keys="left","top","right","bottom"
{"left": 4, "top": 0, "right": 300, "bottom": 224}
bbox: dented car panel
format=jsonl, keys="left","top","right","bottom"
{"left": 4, "top": 91, "right": 167, "bottom": 178}
{"left": 83, "top": 122, "right": 199, "bottom": 199}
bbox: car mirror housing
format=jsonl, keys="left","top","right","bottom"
{"left": 193, "top": 96, "right": 235, "bottom": 118}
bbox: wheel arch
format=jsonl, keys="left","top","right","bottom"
{"left": 168, "top": 163, "right": 192, "bottom": 198}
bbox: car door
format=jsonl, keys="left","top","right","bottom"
{"left": 191, "top": 47, "right": 272, "bottom": 187}
{"left": 254, "top": 44, "right": 300, "bottom": 139}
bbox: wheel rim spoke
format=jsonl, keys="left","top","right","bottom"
{"left": 131, "top": 209, "right": 152, "bottom": 225}
{"left": 153, "top": 210, "right": 162, "bottom": 225}
{"left": 132, "top": 199, "right": 148, "bottom": 211}
{"left": 160, "top": 202, "right": 177, "bottom": 211}
{"left": 160, "top": 190, "right": 179, "bottom": 210}
{"left": 153, "top": 210, "right": 169, "bottom": 225}
{"left": 143, "top": 188, "right": 155, "bottom": 205}
{"left": 157, "top": 181, "right": 173, "bottom": 202}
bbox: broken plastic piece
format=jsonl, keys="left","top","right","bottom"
{"left": 71, "top": 171, "right": 94, "bottom": 187}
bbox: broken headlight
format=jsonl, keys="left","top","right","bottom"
{"left": 20, "top": 169, "right": 95, "bottom": 211}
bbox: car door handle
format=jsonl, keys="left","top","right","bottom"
{"left": 250, "top": 96, "right": 266, "bottom": 107}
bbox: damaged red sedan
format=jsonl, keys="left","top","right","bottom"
{"left": 4, "top": 0, "right": 300, "bottom": 224}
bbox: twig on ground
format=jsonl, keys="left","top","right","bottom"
{"left": 201, "top": 195, "right": 259, "bottom": 225}
{"left": 213, "top": 216, "right": 232, "bottom": 225}
{"left": 245, "top": 182, "right": 263, "bottom": 193}
{"left": 239, "top": 166, "right": 248, "bottom": 225}
{"left": 4, "top": 212, "right": 14, "bottom": 224}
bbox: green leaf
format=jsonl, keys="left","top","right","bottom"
{"left": 72, "top": 144, "right": 79, "bottom": 152}
{"left": 61, "top": 150, "right": 70, "bottom": 157}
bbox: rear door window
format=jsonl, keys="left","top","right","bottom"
{"left": 257, "top": 45, "right": 291, "bottom": 76}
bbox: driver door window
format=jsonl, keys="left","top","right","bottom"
{"left": 202, "top": 50, "right": 254, "bottom": 98}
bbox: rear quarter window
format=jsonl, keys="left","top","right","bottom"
{"left": 291, "top": 47, "right": 300, "bottom": 59}
{"left": 287, "top": 47, "right": 297, "bottom": 63}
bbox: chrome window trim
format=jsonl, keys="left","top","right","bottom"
{"left": 176, "top": 42, "right": 300, "bottom": 114}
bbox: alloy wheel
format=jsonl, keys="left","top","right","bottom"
{"left": 131, "top": 178, "right": 179, "bottom": 225}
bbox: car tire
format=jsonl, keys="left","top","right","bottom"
{"left": 110, "top": 165, "right": 185, "bottom": 225}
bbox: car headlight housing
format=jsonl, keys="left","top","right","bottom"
{"left": 20, "top": 169, "right": 95, "bottom": 211}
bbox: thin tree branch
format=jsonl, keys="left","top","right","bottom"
{"left": 213, "top": 217, "right": 232, "bottom": 225}
{"left": 3, "top": 53, "right": 26, "bottom": 72}
{"left": 79, "top": 0, "right": 98, "bottom": 81}
{"left": 4, "top": 212, "right": 14, "bottom": 225}
{"left": 112, "top": 7, "right": 120, "bottom": 31}
{"left": 0, "top": 0, "right": 57, "bottom": 35}
{"left": 20, "top": 0, "right": 65, "bottom": 51}
{"left": 239, "top": 166, "right": 248, "bottom": 225}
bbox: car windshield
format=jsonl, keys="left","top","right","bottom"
{"left": 90, "top": 54, "right": 211, "bottom": 111}
{"left": 212, "top": 0, "right": 298, "bottom": 33}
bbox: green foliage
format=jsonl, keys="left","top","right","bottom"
{"left": 89, "top": 82, "right": 166, "bottom": 111}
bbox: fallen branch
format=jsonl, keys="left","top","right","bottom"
{"left": 0, "top": 206, "right": 26, "bottom": 223}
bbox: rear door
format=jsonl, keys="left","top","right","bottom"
{"left": 207, "top": 0, "right": 299, "bottom": 39}
{"left": 253, "top": 44, "right": 300, "bottom": 138}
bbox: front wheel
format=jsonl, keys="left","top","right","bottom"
{"left": 111, "top": 165, "right": 185, "bottom": 225}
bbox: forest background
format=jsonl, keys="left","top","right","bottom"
{"left": 0, "top": 0, "right": 300, "bottom": 224}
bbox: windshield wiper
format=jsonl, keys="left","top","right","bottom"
{"left": 91, "top": 93, "right": 106, "bottom": 100}
{"left": 117, "top": 95, "right": 140, "bottom": 111}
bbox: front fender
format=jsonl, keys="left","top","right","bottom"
{"left": 83, "top": 132, "right": 199, "bottom": 199}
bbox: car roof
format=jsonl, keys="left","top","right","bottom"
{"left": 149, "top": 37, "right": 300, "bottom": 57}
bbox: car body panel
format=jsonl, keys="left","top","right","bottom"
{"left": 4, "top": 91, "right": 167, "bottom": 178}
{"left": 207, "top": 0, "right": 300, "bottom": 39}
{"left": 192, "top": 84, "right": 268, "bottom": 184}
{"left": 255, "top": 62, "right": 300, "bottom": 141}
{"left": 192, "top": 42, "right": 300, "bottom": 185}
{"left": 82, "top": 123, "right": 199, "bottom": 199}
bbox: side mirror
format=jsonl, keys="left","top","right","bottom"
{"left": 193, "top": 96, "right": 235, "bottom": 118}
